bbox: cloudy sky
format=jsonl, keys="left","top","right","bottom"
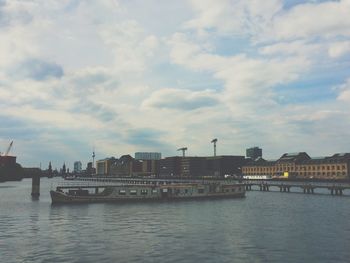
{"left": 1, "top": 0, "right": 350, "bottom": 169}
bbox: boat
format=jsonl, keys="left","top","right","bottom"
{"left": 50, "top": 182, "right": 245, "bottom": 204}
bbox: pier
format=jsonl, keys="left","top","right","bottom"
{"left": 68, "top": 176, "right": 350, "bottom": 196}
{"left": 243, "top": 180, "right": 350, "bottom": 196}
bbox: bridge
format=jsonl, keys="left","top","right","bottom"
{"left": 70, "top": 176, "right": 350, "bottom": 196}
{"left": 243, "top": 180, "right": 350, "bottom": 196}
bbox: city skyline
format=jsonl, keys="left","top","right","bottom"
{"left": 1, "top": 0, "right": 350, "bottom": 167}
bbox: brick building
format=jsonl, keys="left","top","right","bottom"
{"left": 242, "top": 152, "right": 350, "bottom": 180}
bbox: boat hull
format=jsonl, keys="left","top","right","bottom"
{"left": 50, "top": 183, "right": 245, "bottom": 204}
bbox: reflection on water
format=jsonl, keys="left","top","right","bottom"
{"left": 1, "top": 178, "right": 350, "bottom": 263}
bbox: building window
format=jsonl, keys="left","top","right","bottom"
{"left": 130, "top": 190, "right": 137, "bottom": 195}
{"left": 141, "top": 189, "right": 148, "bottom": 195}
{"left": 119, "top": 190, "right": 126, "bottom": 195}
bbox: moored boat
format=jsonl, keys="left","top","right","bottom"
{"left": 50, "top": 182, "right": 245, "bottom": 204}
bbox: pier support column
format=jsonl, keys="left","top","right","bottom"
{"left": 31, "top": 174, "right": 40, "bottom": 198}
{"left": 330, "top": 188, "right": 334, "bottom": 195}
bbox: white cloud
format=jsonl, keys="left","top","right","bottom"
{"left": 336, "top": 78, "right": 350, "bottom": 102}
{"left": 142, "top": 88, "right": 219, "bottom": 110}
{"left": 168, "top": 33, "right": 310, "bottom": 115}
{"left": 185, "top": 0, "right": 282, "bottom": 37}
{"left": 1, "top": 0, "right": 350, "bottom": 166}
{"left": 259, "top": 40, "right": 323, "bottom": 57}
{"left": 328, "top": 41, "right": 350, "bottom": 58}
{"left": 265, "top": 0, "right": 350, "bottom": 41}
{"left": 99, "top": 21, "right": 159, "bottom": 72}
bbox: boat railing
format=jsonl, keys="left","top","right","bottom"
{"left": 54, "top": 181, "right": 123, "bottom": 188}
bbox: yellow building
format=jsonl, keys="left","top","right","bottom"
{"left": 242, "top": 152, "right": 350, "bottom": 180}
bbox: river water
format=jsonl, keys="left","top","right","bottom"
{"left": 1, "top": 178, "right": 349, "bottom": 263}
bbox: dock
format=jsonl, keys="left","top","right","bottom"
{"left": 243, "top": 180, "right": 350, "bottom": 196}
{"left": 68, "top": 177, "right": 350, "bottom": 196}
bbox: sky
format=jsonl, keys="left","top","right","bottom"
{"left": 1, "top": 0, "right": 350, "bottom": 169}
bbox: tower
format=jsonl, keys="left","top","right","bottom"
{"left": 211, "top": 138, "right": 218, "bottom": 157}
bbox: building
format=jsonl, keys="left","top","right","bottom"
{"left": 242, "top": 152, "right": 350, "bottom": 180}
{"left": 73, "top": 161, "right": 82, "bottom": 173}
{"left": 158, "top": 157, "right": 182, "bottom": 177}
{"left": 135, "top": 152, "right": 161, "bottom": 160}
{"left": 86, "top": 162, "right": 95, "bottom": 175}
{"left": 206, "top": 155, "right": 245, "bottom": 177}
{"left": 157, "top": 155, "right": 245, "bottom": 178}
{"left": 180, "top": 157, "right": 207, "bottom": 177}
{"left": 0, "top": 156, "right": 16, "bottom": 166}
{"left": 246, "top": 147, "right": 262, "bottom": 160}
{"left": 96, "top": 157, "right": 116, "bottom": 175}
{"left": 139, "top": 159, "right": 158, "bottom": 176}
{"left": 110, "top": 155, "right": 136, "bottom": 176}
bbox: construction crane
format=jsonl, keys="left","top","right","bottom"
{"left": 211, "top": 138, "right": 217, "bottom": 157}
{"left": 177, "top": 147, "right": 188, "bottom": 157}
{"left": 3, "top": 141, "right": 14, "bottom": 156}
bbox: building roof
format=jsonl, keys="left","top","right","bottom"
{"left": 277, "top": 152, "right": 311, "bottom": 164}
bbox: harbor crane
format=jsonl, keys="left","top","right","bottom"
{"left": 211, "top": 138, "right": 217, "bottom": 157}
{"left": 177, "top": 147, "right": 188, "bottom": 157}
{"left": 1, "top": 141, "right": 13, "bottom": 156}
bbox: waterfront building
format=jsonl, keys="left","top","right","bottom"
{"left": 180, "top": 157, "right": 207, "bottom": 177}
{"left": 109, "top": 155, "right": 135, "bottom": 176}
{"left": 242, "top": 152, "right": 350, "bottom": 180}
{"left": 86, "top": 162, "right": 95, "bottom": 175}
{"left": 158, "top": 155, "right": 245, "bottom": 178}
{"left": 206, "top": 156, "right": 245, "bottom": 177}
{"left": 158, "top": 157, "right": 182, "bottom": 177}
{"left": 73, "top": 161, "right": 82, "bottom": 173}
{"left": 135, "top": 152, "right": 161, "bottom": 160}
{"left": 246, "top": 147, "right": 262, "bottom": 160}
{"left": 96, "top": 157, "right": 116, "bottom": 175}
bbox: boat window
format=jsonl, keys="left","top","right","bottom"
{"left": 119, "top": 190, "right": 126, "bottom": 195}
{"left": 130, "top": 190, "right": 137, "bottom": 195}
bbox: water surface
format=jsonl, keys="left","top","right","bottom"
{"left": 1, "top": 178, "right": 349, "bottom": 263}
